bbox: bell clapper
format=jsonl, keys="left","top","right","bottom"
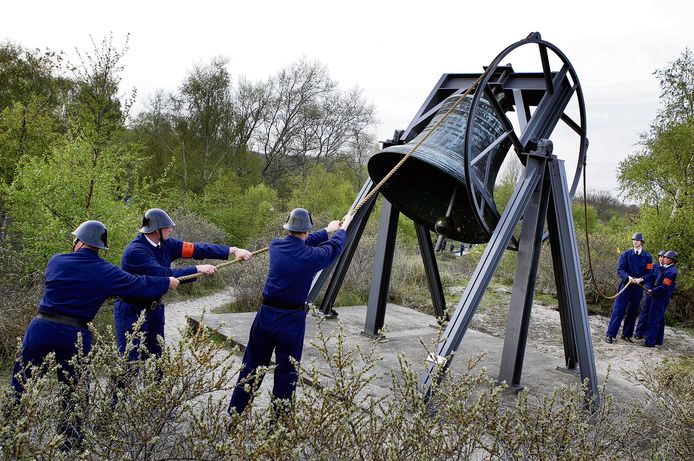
{"left": 434, "top": 186, "right": 459, "bottom": 243}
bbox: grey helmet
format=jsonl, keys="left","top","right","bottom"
{"left": 631, "top": 232, "right": 645, "bottom": 242}
{"left": 140, "top": 208, "right": 175, "bottom": 233}
{"left": 283, "top": 208, "right": 313, "bottom": 232}
{"left": 658, "top": 250, "right": 667, "bottom": 257}
{"left": 663, "top": 250, "right": 677, "bottom": 262}
{"left": 72, "top": 220, "right": 108, "bottom": 249}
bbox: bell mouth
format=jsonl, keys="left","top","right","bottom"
{"left": 368, "top": 148, "right": 496, "bottom": 243}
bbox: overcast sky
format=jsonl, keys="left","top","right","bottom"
{"left": 2, "top": 0, "right": 692, "bottom": 193}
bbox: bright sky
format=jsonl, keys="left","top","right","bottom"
{"left": 2, "top": 0, "right": 692, "bottom": 193}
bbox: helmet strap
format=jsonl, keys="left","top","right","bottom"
{"left": 72, "top": 238, "right": 80, "bottom": 252}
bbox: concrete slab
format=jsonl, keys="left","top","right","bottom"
{"left": 187, "top": 303, "right": 601, "bottom": 404}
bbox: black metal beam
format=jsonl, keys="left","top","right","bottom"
{"left": 498, "top": 160, "right": 552, "bottom": 388}
{"left": 547, "top": 191, "right": 578, "bottom": 371}
{"left": 545, "top": 158, "right": 599, "bottom": 406}
{"left": 420, "top": 150, "right": 548, "bottom": 397}
{"left": 364, "top": 199, "right": 399, "bottom": 337}
{"left": 415, "top": 224, "right": 446, "bottom": 318}
{"left": 519, "top": 66, "right": 575, "bottom": 147}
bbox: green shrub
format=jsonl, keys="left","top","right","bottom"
{"left": 0, "top": 319, "right": 651, "bottom": 460}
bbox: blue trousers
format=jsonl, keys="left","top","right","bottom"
{"left": 12, "top": 318, "right": 92, "bottom": 394}
{"left": 644, "top": 297, "right": 668, "bottom": 347}
{"left": 634, "top": 295, "right": 652, "bottom": 338}
{"left": 228, "top": 305, "right": 307, "bottom": 414}
{"left": 114, "top": 300, "right": 165, "bottom": 361}
{"left": 606, "top": 283, "right": 643, "bottom": 338}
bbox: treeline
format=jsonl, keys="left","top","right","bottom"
{"left": 0, "top": 35, "right": 376, "bottom": 272}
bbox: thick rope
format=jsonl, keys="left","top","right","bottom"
{"left": 178, "top": 70, "right": 492, "bottom": 282}
{"left": 176, "top": 247, "right": 269, "bottom": 282}
{"left": 582, "top": 164, "right": 642, "bottom": 300}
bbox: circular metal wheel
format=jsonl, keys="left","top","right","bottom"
{"left": 462, "top": 33, "right": 588, "bottom": 239}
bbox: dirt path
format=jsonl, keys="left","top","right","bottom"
{"left": 164, "top": 285, "right": 694, "bottom": 399}
{"left": 469, "top": 285, "right": 694, "bottom": 392}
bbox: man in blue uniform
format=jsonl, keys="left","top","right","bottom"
{"left": 634, "top": 250, "right": 666, "bottom": 340}
{"left": 11, "top": 220, "right": 177, "bottom": 450}
{"left": 605, "top": 233, "right": 653, "bottom": 344}
{"left": 642, "top": 250, "right": 677, "bottom": 347}
{"left": 228, "top": 208, "right": 352, "bottom": 415}
{"left": 12, "top": 220, "right": 177, "bottom": 393}
{"left": 114, "top": 208, "right": 252, "bottom": 361}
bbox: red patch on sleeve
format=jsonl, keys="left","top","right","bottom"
{"left": 646, "top": 263, "right": 653, "bottom": 269}
{"left": 663, "top": 278, "right": 672, "bottom": 286}
{"left": 182, "top": 241, "right": 195, "bottom": 258}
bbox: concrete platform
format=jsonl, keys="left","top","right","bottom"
{"left": 187, "top": 304, "right": 590, "bottom": 403}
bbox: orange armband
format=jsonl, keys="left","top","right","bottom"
{"left": 663, "top": 278, "right": 672, "bottom": 286}
{"left": 182, "top": 241, "right": 195, "bottom": 258}
{"left": 646, "top": 263, "right": 653, "bottom": 270}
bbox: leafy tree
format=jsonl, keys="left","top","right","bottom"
{"left": 285, "top": 166, "right": 357, "bottom": 222}
{"left": 133, "top": 59, "right": 268, "bottom": 193}
{"left": 66, "top": 34, "right": 134, "bottom": 211}
{"left": 0, "top": 42, "right": 70, "bottom": 181}
{"left": 617, "top": 48, "right": 693, "bottom": 302}
{"left": 5, "top": 34, "right": 148, "bottom": 271}
{"left": 7, "top": 138, "right": 146, "bottom": 270}
{"left": 572, "top": 202, "right": 598, "bottom": 234}
{"left": 0, "top": 42, "right": 71, "bottom": 240}
{"left": 252, "top": 59, "right": 376, "bottom": 185}
{"left": 182, "top": 170, "right": 280, "bottom": 248}
{"left": 652, "top": 48, "right": 694, "bottom": 129}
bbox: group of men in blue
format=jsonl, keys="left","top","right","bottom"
{"left": 11, "top": 206, "right": 350, "bottom": 442}
{"left": 605, "top": 232, "right": 678, "bottom": 348}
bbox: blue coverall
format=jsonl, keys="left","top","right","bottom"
{"left": 12, "top": 248, "right": 170, "bottom": 394}
{"left": 228, "top": 228, "right": 346, "bottom": 414}
{"left": 606, "top": 248, "right": 652, "bottom": 339}
{"left": 635, "top": 262, "right": 660, "bottom": 339}
{"left": 114, "top": 233, "right": 229, "bottom": 360}
{"left": 643, "top": 264, "right": 677, "bottom": 347}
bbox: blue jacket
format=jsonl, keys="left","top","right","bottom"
{"left": 119, "top": 233, "right": 229, "bottom": 304}
{"left": 650, "top": 264, "right": 677, "bottom": 301}
{"left": 643, "top": 263, "right": 661, "bottom": 289}
{"left": 262, "top": 229, "right": 346, "bottom": 307}
{"left": 38, "top": 248, "right": 170, "bottom": 322}
{"left": 616, "top": 248, "right": 653, "bottom": 287}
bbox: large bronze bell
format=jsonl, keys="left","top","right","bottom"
{"left": 368, "top": 94, "right": 511, "bottom": 243}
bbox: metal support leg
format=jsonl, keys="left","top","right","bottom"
{"left": 546, "top": 159, "right": 599, "bottom": 406}
{"left": 415, "top": 224, "right": 446, "bottom": 318}
{"left": 364, "top": 199, "right": 399, "bottom": 337}
{"left": 498, "top": 165, "right": 551, "bottom": 388}
{"left": 420, "top": 153, "right": 547, "bottom": 397}
{"left": 548, "top": 195, "right": 578, "bottom": 371}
